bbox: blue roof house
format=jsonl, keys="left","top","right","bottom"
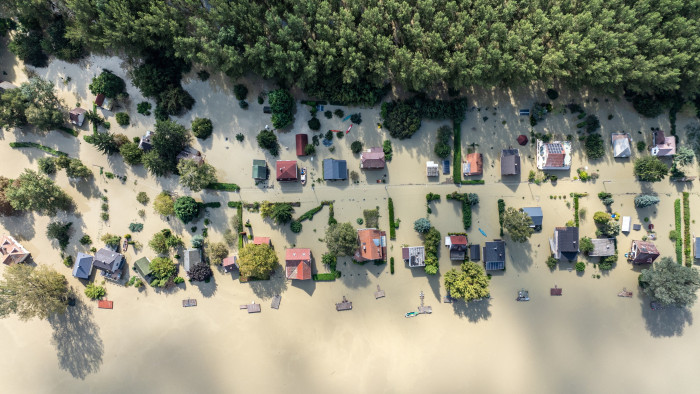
{"left": 72, "top": 252, "right": 94, "bottom": 279}
{"left": 323, "top": 159, "right": 348, "bottom": 181}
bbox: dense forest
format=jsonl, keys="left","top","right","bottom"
{"left": 2, "top": 0, "right": 700, "bottom": 107}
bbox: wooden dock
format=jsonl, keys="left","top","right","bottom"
{"left": 618, "top": 288, "right": 633, "bottom": 297}
{"left": 271, "top": 295, "right": 281, "bottom": 309}
{"left": 336, "top": 296, "right": 352, "bottom": 311}
{"left": 550, "top": 285, "right": 562, "bottom": 296}
{"left": 182, "top": 299, "right": 197, "bottom": 307}
{"left": 374, "top": 285, "right": 385, "bottom": 299}
{"left": 240, "top": 302, "right": 261, "bottom": 313}
{"left": 417, "top": 291, "right": 432, "bottom": 314}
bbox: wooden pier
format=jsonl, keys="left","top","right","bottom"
{"left": 181, "top": 298, "right": 197, "bottom": 307}
{"left": 618, "top": 288, "right": 633, "bottom": 297}
{"left": 240, "top": 302, "right": 261, "bottom": 313}
{"left": 336, "top": 296, "right": 352, "bottom": 311}
{"left": 271, "top": 295, "right": 282, "bottom": 309}
{"left": 418, "top": 291, "right": 432, "bottom": 314}
{"left": 374, "top": 285, "right": 385, "bottom": 299}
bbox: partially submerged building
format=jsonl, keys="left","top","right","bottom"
{"left": 323, "top": 159, "right": 348, "bottom": 181}
{"left": 183, "top": 248, "right": 202, "bottom": 272}
{"left": 445, "top": 235, "right": 468, "bottom": 260}
{"left": 93, "top": 247, "right": 125, "bottom": 281}
{"left": 483, "top": 240, "right": 506, "bottom": 271}
{"left": 360, "top": 147, "right": 385, "bottom": 170}
{"left": 612, "top": 133, "right": 631, "bottom": 158}
{"left": 628, "top": 240, "right": 660, "bottom": 264}
{"left": 354, "top": 229, "right": 386, "bottom": 263}
{"left": 276, "top": 160, "right": 298, "bottom": 182}
{"left": 0, "top": 235, "right": 30, "bottom": 265}
{"left": 589, "top": 238, "right": 616, "bottom": 257}
{"left": 252, "top": 159, "right": 268, "bottom": 180}
{"left": 177, "top": 147, "right": 204, "bottom": 165}
{"left": 537, "top": 140, "right": 572, "bottom": 170}
{"left": 501, "top": 149, "right": 521, "bottom": 176}
{"left": 651, "top": 130, "right": 676, "bottom": 157}
{"left": 285, "top": 248, "right": 312, "bottom": 280}
{"left": 402, "top": 246, "right": 425, "bottom": 268}
{"left": 426, "top": 161, "right": 440, "bottom": 177}
{"left": 69, "top": 107, "right": 87, "bottom": 127}
{"left": 463, "top": 152, "right": 483, "bottom": 176}
{"left": 72, "top": 252, "right": 94, "bottom": 279}
{"left": 550, "top": 227, "right": 579, "bottom": 261}
{"left": 521, "top": 207, "right": 543, "bottom": 230}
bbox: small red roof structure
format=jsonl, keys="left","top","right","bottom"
{"left": 550, "top": 286, "right": 562, "bottom": 296}
{"left": 463, "top": 153, "right": 483, "bottom": 176}
{"left": 276, "top": 160, "right": 298, "bottom": 181}
{"left": 97, "top": 300, "right": 113, "bottom": 309}
{"left": 360, "top": 147, "right": 386, "bottom": 169}
{"left": 253, "top": 237, "right": 271, "bottom": 246}
{"left": 94, "top": 93, "right": 105, "bottom": 107}
{"left": 285, "top": 248, "right": 312, "bottom": 280}
{"left": 449, "top": 235, "right": 468, "bottom": 245}
{"left": 295, "top": 134, "right": 309, "bottom": 156}
{"left": 629, "top": 240, "right": 660, "bottom": 264}
{"left": 517, "top": 135, "right": 528, "bottom": 145}
{"left": 354, "top": 229, "right": 387, "bottom": 262}
{"left": 222, "top": 256, "right": 238, "bottom": 273}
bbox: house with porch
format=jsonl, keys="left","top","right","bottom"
{"left": 354, "top": 229, "right": 386, "bottom": 263}
{"left": 628, "top": 240, "right": 660, "bottom": 264}
{"left": 285, "top": 248, "right": 312, "bottom": 280}
{"left": 445, "top": 235, "right": 468, "bottom": 260}
{"left": 93, "top": 247, "right": 125, "bottom": 281}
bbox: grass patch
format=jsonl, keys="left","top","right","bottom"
{"left": 10, "top": 142, "right": 68, "bottom": 157}
{"left": 683, "top": 192, "right": 691, "bottom": 266}
{"left": 207, "top": 182, "right": 241, "bottom": 192}
{"left": 388, "top": 198, "right": 396, "bottom": 239}
{"left": 58, "top": 125, "right": 79, "bottom": 137}
{"left": 675, "top": 199, "right": 682, "bottom": 264}
{"left": 363, "top": 208, "right": 379, "bottom": 228}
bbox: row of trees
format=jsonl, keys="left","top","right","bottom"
{"left": 4, "top": 1, "right": 700, "bottom": 105}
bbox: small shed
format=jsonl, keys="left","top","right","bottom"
{"left": 469, "top": 244, "right": 481, "bottom": 261}
{"left": 621, "top": 216, "right": 631, "bottom": 233}
{"left": 133, "top": 256, "right": 152, "bottom": 279}
{"left": 69, "top": 107, "right": 87, "bottom": 127}
{"left": 295, "top": 134, "right": 309, "bottom": 156}
{"left": 222, "top": 256, "right": 238, "bottom": 273}
{"left": 252, "top": 159, "right": 268, "bottom": 180}
{"left": 426, "top": 161, "right": 439, "bottom": 177}
{"left": 550, "top": 286, "right": 563, "bottom": 296}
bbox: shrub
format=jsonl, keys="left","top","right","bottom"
{"left": 101, "top": 233, "right": 120, "bottom": 248}
{"left": 290, "top": 221, "right": 302, "bottom": 233}
{"left": 602, "top": 197, "right": 614, "bottom": 206}
{"left": 191, "top": 118, "right": 213, "bottom": 139}
{"left": 580, "top": 237, "right": 594, "bottom": 254}
{"left": 191, "top": 235, "right": 205, "bottom": 249}
{"left": 575, "top": 262, "right": 585, "bottom": 272}
{"left": 390, "top": 257, "right": 395, "bottom": 274}
{"left": 546, "top": 256, "right": 558, "bottom": 269}
{"left": 79, "top": 235, "right": 92, "bottom": 246}
{"left": 546, "top": 89, "right": 559, "bottom": 100}
{"left": 120, "top": 142, "right": 142, "bottom": 165}
{"left": 115, "top": 112, "right": 130, "bottom": 126}
{"left": 669, "top": 230, "right": 679, "bottom": 242}
{"left": 634, "top": 195, "right": 660, "bottom": 208}
{"left": 336, "top": 130, "right": 344, "bottom": 139}
{"left": 46, "top": 221, "right": 72, "bottom": 250}
{"left": 136, "top": 192, "right": 149, "bottom": 205}
{"left": 233, "top": 84, "right": 248, "bottom": 100}
{"left": 414, "top": 218, "right": 431, "bottom": 233}
{"left": 137, "top": 102, "right": 152, "bottom": 116}
{"left": 63, "top": 255, "right": 74, "bottom": 268}
{"left": 174, "top": 196, "right": 200, "bottom": 223}
{"left": 38, "top": 157, "right": 57, "bottom": 175}
{"left": 153, "top": 192, "right": 174, "bottom": 216}
{"left": 236, "top": 133, "right": 244, "bottom": 142}
{"left": 189, "top": 262, "right": 213, "bottom": 282}
{"left": 350, "top": 113, "right": 362, "bottom": 124}
{"left": 324, "top": 110, "right": 333, "bottom": 119}
{"left": 634, "top": 156, "right": 668, "bottom": 182}
{"left": 434, "top": 125, "right": 452, "bottom": 158}
{"left": 89, "top": 70, "right": 126, "bottom": 98}
{"left": 584, "top": 133, "right": 604, "bottom": 159}
{"left": 599, "top": 255, "right": 616, "bottom": 270}
{"left": 632, "top": 94, "right": 664, "bottom": 118}
{"left": 334, "top": 109, "right": 344, "bottom": 118}
{"left": 388, "top": 198, "right": 396, "bottom": 239}
{"left": 268, "top": 89, "right": 294, "bottom": 129}
{"left": 129, "top": 223, "right": 144, "bottom": 232}
{"left": 593, "top": 211, "right": 611, "bottom": 224}
{"left": 383, "top": 140, "right": 393, "bottom": 161}
{"left": 308, "top": 117, "right": 321, "bottom": 130}
{"left": 197, "top": 70, "right": 210, "bottom": 81}
{"left": 257, "top": 129, "right": 279, "bottom": 156}
{"left": 381, "top": 101, "right": 421, "bottom": 139}
{"left": 636, "top": 141, "right": 646, "bottom": 152}
{"left": 584, "top": 115, "right": 600, "bottom": 133}
{"left": 351, "top": 141, "right": 363, "bottom": 154}
{"left": 84, "top": 283, "right": 106, "bottom": 299}
{"left": 302, "top": 144, "right": 315, "bottom": 156}
{"left": 238, "top": 100, "right": 248, "bottom": 109}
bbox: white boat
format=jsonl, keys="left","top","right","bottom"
{"left": 300, "top": 168, "right": 306, "bottom": 185}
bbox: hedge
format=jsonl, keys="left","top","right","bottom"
{"left": 390, "top": 257, "right": 394, "bottom": 274}
{"left": 460, "top": 179, "right": 485, "bottom": 185}
{"left": 446, "top": 192, "right": 477, "bottom": 230}
{"left": 297, "top": 202, "right": 330, "bottom": 222}
{"left": 683, "top": 192, "right": 691, "bottom": 266}
{"left": 58, "top": 125, "right": 79, "bottom": 137}
{"left": 497, "top": 199, "right": 505, "bottom": 236}
{"left": 202, "top": 202, "right": 221, "bottom": 208}
{"left": 312, "top": 273, "right": 337, "bottom": 281}
{"left": 388, "top": 198, "right": 396, "bottom": 239}
{"left": 207, "top": 182, "right": 240, "bottom": 192}
{"left": 10, "top": 142, "right": 68, "bottom": 157}
{"left": 227, "top": 201, "right": 242, "bottom": 208}
{"left": 452, "top": 120, "right": 462, "bottom": 183}
{"left": 574, "top": 196, "right": 580, "bottom": 227}
{"left": 674, "top": 199, "right": 682, "bottom": 263}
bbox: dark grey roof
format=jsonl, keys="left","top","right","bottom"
{"left": 556, "top": 227, "right": 579, "bottom": 253}
{"left": 93, "top": 248, "right": 124, "bottom": 273}
{"left": 501, "top": 149, "right": 520, "bottom": 175}
{"left": 72, "top": 252, "right": 93, "bottom": 279}
{"left": 184, "top": 248, "right": 201, "bottom": 272}
{"left": 470, "top": 244, "right": 480, "bottom": 261}
{"left": 323, "top": 159, "right": 347, "bottom": 180}
{"left": 522, "top": 207, "right": 543, "bottom": 226}
{"left": 483, "top": 241, "right": 505, "bottom": 268}
{"left": 696, "top": 238, "right": 700, "bottom": 259}
{"left": 138, "top": 131, "right": 153, "bottom": 151}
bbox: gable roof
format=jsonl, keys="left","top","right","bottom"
{"left": 183, "top": 248, "right": 201, "bottom": 272}
{"left": 323, "top": 159, "right": 347, "bottom": 180}
{"left": 138, "top": 130, "right": 153, "bottom": 151}
{"left": 501, "top": 149, "right": 521, "bottom": 175}
{"left": 449, "top": 235, "right": 468, "bottom": 246}
{"left": 295, "top": 134, "right": 309, "bottom": 156}
{"left": 652, "top": 130, "right": 676, "bottom": 156}
{"left": 612, "top": 133, "right": 631, "bottom": 158}
{"left": 93, "top": 248, "right": 124, "bottom": 273}
{"left": 470, "top": 244, "right": 481, "bottom": 261}
{"left": 360, "top": 147, "right": 385, "bottom": 169}
{"left": 463, "top": 153, "right": 483, "bottom": 175}
{"left": 355, "top": 228, "right": 386, "bottom": 261}
{"left": 0, "top": 235, "right": 30, "bottom": 265}
{"left": 95, "top": 93, "right": 106, "bottom": 107}
{"left": 253, "top": 237, "right": 271, "bottom": 245}
{"left": 522, "top": 207, "right": 543, "bottom": 226}
{"left": 72, "top": 252, "right": 94, "bottom": 279}
{"left": 222, "top": 256, "right": 238, "bottom": 272}
{"left": 483, "top": 240, "right": 505, "bottom": 271}
{"left": 252, "top": 159, "right": 268, "bottom": 179}
{"left": 133, "top": 256, "right": 151, "bottom": 278}
{"left": 555, "top": 227, "right": 579, "bottom": 253}
{"left": 285, "top": 248, "right": 312, "bottom": 280}
{"left": 276, "top": 160, "right": 298, "bottom": 181}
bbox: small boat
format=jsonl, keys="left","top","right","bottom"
{"left": 300, "top": 168, "right": 306, "bottom": 185}
{"left": 405, "top": 311, "right": 418, "bottom": 318}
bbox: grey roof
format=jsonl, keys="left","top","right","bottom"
{"left": 470, "top": 244, "right": 481, "bottom": 261}
{"left": 501, "top": 149, "right": 521, "bottom": 175}
{"left": 483, "top": 241, "right": 505, "bottom": 267}
{"left": 590, "top": 238, "right": 616, "bottom": 257}
{"left": 72, "top": 252, "right": 93, "bottom": 279}
{"left": 696, "top": 238, "right": 700, "bottom": 259}
{"left": 554, "top": 227, "right": 579, "bottom": 261}
{"left": 138, "top": 131, "right": 153, "bottom": 151}
{"left": 93, "top": 248, "right": 124, "bottom": 273}
{"left": 183, "top": 248, "right": 201, "bottom": 272}
{"left": 323, "top": 159, "right": 347, "bottom": 180}
{"left": 522, "top": 207, "right": 543, "bottom": 227}
{"left": 402, "top": 246, "right": 425, "bottom": 267}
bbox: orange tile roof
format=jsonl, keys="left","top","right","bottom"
{"left": 356, "top": 229, "right": 386, "bottom": 261}
{"left": 285, "top": 248, "right": 311, "bottom": 280}
{"left": 253, "top": 237, "right": 271, "bottom": 245}
{"left": 464, "top": 153, "right": 483, "bottom": 175}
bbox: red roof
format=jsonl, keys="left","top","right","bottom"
{"left": 550, "top": 287, "right": 562, "bottom": 296}
{"left": 276, "top": 160, "right": 298, "bottom": 181}
{"left": 97, "top": 300, "right": 113, "bottom": 309}
{"left": 95, "top": 93, "right": 105, "bottom": 107}
{"left": 517, "top": 135, "right": 528, "bottom": 145}
{"left": 361, "top": 147, "right": 385, "bottom": 169}
{"left": 545, "top": 153, "right": 565, "bottom": 168}
{"left": 253, "top": 237, "right": 271, "bottom": 245}
{"left": 295, "top": 134, "right": 309, "bottom": 156}
{"left": 449, "top": 235, "right": 468, "bottom": 245}
{"left": 355, "top": 229, "right": 386, "bottom": 262}
{"left": 464, "top": 153, "right": 483, "bottom": 175}
{"left": 285, "top": 248, "right": 311, "bottom": 280}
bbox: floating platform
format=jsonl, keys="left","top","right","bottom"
{"left": 550, "top": 285, "right": 562, "bottom": 296}
{"left": 98, "top": 300, "right": 113, "bottom": 309}
{"left": 516, "top": 289, "right": 530, "bottom": 301}
{"left": 182, "top": 299, "right": 197, "bottom": 308}
{"left": 271, "top": 295, "right": 282, "bottom": 309}
{"left": 336, "top": 296, "right": 352, "bottom": 311}
{"left": 418, "top": 306, "right": 432, "bottom": 314}
{"left": 618, "top": 288, "right": 633, "bottom": 297}
{"left": 374, "top": 285, "right": 385, "bottom": 299}
{"left": 240, "top": 302, "right": 261, "bottom": 313}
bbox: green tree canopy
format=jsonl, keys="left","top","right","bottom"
{"left": 153, "top": 192, "right": 174, "bottom": 216}
{"left": 89, "top": 70, "right": 126, "bottom": 98}
{"left": 238, "top": 243, "right": 278, "bottom": 279}
{"left": 260, "top": 202, "right": 294, "bottom": 225}
{"left": 444, "top": 261, "right": 491, "bottom": 302}
{"left": 413, "top": 218, "right": 431, "bottom": 233}
{"left": 177, "top": 159, "right": 217, "bottom": 192}
{"left": 639, "top": 257, "right": 700, "bottom": 307}
{"left": 144, "top": 119, "right": 191, "bottom": 176}
{"left": 148, "top": 229, "right": 182, "bottom": 254}
{"left": 0, "top": 77, "right": 63, "bottom": 132}
{"left": 634, "top": 156, "right": 668, "bottom": 182}
{"left": 0, "top": 264, "right": 70, "bottom": 321}
{"left": 502, "top": 207, "right": 534, "bottom": 242}
{"left": 84, "top": 131, "right": 119, "bottom": 155}
{"left": 579, "top": 236, "right": 594, "bottom": 255}
{"left": 149, "top": 257, "right": 177, "bottom": 280}
{"left": 120, "top": 142, "right": 143, "bottom": 165}
{"left": 325, "top": 222, "right": 358, "bottom": 257}
{"left": 173, "top": 196, "right": 199, "bottom": 223}
{"left": 4, "top": 169, "right": 72, "bottom": 215}
{"left": 84, "top": 283, "right": 106, "bottom": 299}
{"left": 634, "top": 195, "right": 661, "bottom": 208}
{"left": 191, "top": 117, "right": 213, "bottom": 139}
{"left": 205, "top": 242, "right": 229, "bottom": 266}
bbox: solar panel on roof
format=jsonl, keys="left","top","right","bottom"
{"left": 547, "top": 144, "right": 563, "bottom": 154}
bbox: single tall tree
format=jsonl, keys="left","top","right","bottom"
{"left": 502, "top": 207, "right": 534, "bottom": 242}
{"left": 444, "top": 262, "right": 491, "bottom": 302}
{"left": 238, "top": 243, "right": 278, "bottom": 279}
{"left": 325, "top": 222, "right": 358, "bottom": 256}
{"left": 0, "top": 264, "right": 71, "bottom": 321}
{"left": 177, "top": 159, "right": 217, "bottom": 192}
{"left": 639, "top": 257, "right": 700, "bottom": 307}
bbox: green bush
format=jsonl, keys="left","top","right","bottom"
{"left": 79, "top": 235, "right": 92, "bottom": 246}
{"left": 575, "top": 262, "right": 585, "bottom": 272}
{"left": 350, "top": 113, "right": 362, "bottom": 124}
{"left": 308, "top": 117, "right": 321, "bottom": 130}
{"left": 323, "top": 110, "right": 333, "bottom": 119}
{"left": 239, "top": 100, "right": 248, "bottom": 109}
{"left": 136, "top": 192, "right": 149, "bottom": 205}
{"left": 206, "top": 183, "right": 240, "bottom": 192}
{"left": 390, "top": 257, "right": 395, "bottom": 274}
{"left": 233, "top": 84, "right": 248, "bottom": 100}
{"left": 383, "top": 140, "right": 393, "bottom": 161}
{"left": 269, "top": 89, "right": 295, "bottom": 128}
{"left": 191, "top": 117, "right": 213, "bottom": 139}
{"left": 632, "top": 94, "right": 664, "bottom": 118}
{"left": 381, "top": 101, "right": 421, "bottom": 139}
{"left": 683, "top": 192, "right": 691, "bottom": 266}
{"left": 636, "top": 140, "right": 646, "bottom": 152}
{"left": 129, "top": 222, "right": 144, "bottom": 232}
{"left": 257, "top": 129, "right": 279, "bottom": 156}
{"left": 434, "top": 125, "right": 452, "bottom": 158}
{"left": 414, "top": 218, "right": 431, "bottom": 233}
{"left": 546, "top": 89, "right": 559, "bottom": 100}
{"left": 584, "top": 133, "right": 604, "bottom": 159}
{"left": 675, "top": 199, "right": 682, "bottom": 263}
{"left": 351, "top": 141, "right": 363, "bottom": 154}
{"left": 174, "top": 196, "right": 200, "bottom": 223}
{"left": 388, "top": 198, "right": 396, "bottom": 239}
{"left": 10, "top": 142, "right": 68, "bottom": 157}
{"left": 290, "top": 221, "right": 302, "bottom": 233}
{"left": 116, "top": 112, "right": 130, "bottom": 126}
{"left": 137, "top": 102, "right": 152, "bottom": 116}
{"left": 546, "top": 256, "right": 558, "bottom": 270}
{"left": 84, "top": 283, "right": 106, "bottom": 299}
{"left": 89, "top": 70, "right": 126, "bottom": 98}
{"left": 38, "top": 157, "right": 57, "bottom": 174}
